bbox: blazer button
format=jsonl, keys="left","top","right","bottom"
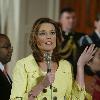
{"left": 53, "top": 87, "right": 57, "bottom": 92}
{"left": 53, "top": 96, "right": 57, "bottom": 100}
{"left": 42, "top": 89, "right": 47, "bottom": 93}
{"left": 42, "top": 97, "right": 47, "bottom": 100}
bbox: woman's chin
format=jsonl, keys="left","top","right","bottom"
{"left": 43, "top": 49, "right": 53, "bottom": 53}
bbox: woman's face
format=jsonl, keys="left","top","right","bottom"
{"left": 89, "top": 48, "right": 100, "bottom": 71}
{"left": 36, "top": 23, "right": 56, "bottom": 53}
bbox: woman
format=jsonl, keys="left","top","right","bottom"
{"left": 81, "top": 44, "right": 100, "bottom": 100}
{"left": 10, "top": 18, "right": 96, "bottom": 100}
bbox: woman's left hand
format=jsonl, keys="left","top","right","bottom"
{"left": 77, "top": 44, "right": 97, "bottom": 68}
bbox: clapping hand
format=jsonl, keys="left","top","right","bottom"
{"left": 77, "top": 44, "right": 97, "bottom": 68}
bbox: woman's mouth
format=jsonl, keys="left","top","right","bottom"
{"left": 45, "top": 41, "right": 52, "bottom": 45}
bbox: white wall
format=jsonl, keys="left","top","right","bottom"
{"left": 19, "top": 0, "right": 49, "bottom": 58}
{"left": 6, "top": 0, "right": 20, "bottom": 76}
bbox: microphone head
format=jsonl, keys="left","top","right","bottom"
{"left": 44, "top": 52, "right": 52, "bottom": 62}
{"left": 44, "top": 52, "right": 52, "bottom": 73}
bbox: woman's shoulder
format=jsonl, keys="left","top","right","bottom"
{"left": 14, "top": 54, "right": 39, "bottom": 72}
{"left": 59, "top": 59, "right": 72, "bottom": 66}
{"left": 17, "top": 54, "right": 34, "bottom": 64}
{"left": 59, "top": 59, "right": 72, "bottom": 70}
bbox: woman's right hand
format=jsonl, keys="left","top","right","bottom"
{"left": 28, "top": 72, "right": 55, "bottom": 100}
{"left": 41, "top": 72, "right": 55, "bottom": 88}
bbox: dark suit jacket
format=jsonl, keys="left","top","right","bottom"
{"left": 90, "top": 31, "right": 100, "bottom": 46}
{"left": 0, "top": 70, "right": 12, "bottom": 100}
{"left": 60, "top": 31, "right": 84, "bottom": 65}
{"left": 60, "top": 31, "right": 85, "bottom": 78}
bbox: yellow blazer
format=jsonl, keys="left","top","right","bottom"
{"left": 10, "top": 54, "right": 87, "bottom": 100}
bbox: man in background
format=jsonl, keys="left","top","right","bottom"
{"left": 81, "top": 13, "right": 100, "bottom": 46}
{"left": 59, "top": 7, "right": 84, "bottom": 68}
{"left": 90, "top": 13, "right": 100, "bottom": 45}
{"left": 0, "top": 33, "right": 13, "bottom": 100}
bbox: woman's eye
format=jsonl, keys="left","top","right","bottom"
{"left": 51, "top": 32, "right": 56, "bottom": 35}
{"left": 38, "top": 32, "right": 45, "bottom": 35}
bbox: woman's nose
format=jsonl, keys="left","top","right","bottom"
{"left": 46, "top": 33, "right": 51, "bottom": 39}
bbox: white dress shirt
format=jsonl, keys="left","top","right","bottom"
{"left": 0, "top": 62, "right": 11, "bottom": 84}
{"left": 0, "top": 62, "right": 4, "bottom": 71}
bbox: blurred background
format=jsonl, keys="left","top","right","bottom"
{"left": 0, "top": 0, "right": 100, "bottom": 76}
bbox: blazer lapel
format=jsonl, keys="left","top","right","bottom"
{"left": 7, "top": 73, "right": 12, "bottom": 84}
{"left": 0, "top": 69, "right": 12, "bottom": 85}
{"left": 91, "top": 32, "right": 100, "bottom": 43}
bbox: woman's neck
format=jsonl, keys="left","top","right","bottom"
{"left": 43, "top": 50, "right": 53, "bottom": 55}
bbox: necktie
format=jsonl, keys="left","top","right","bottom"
{"left": 3, "top": 69, "right": 8, "bottom": 77}
{"left": 3, "top": 69, "right": 11, "bottom": 84}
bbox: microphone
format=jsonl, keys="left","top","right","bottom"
{"left": 44, "top": 52, "right": 53, "bottom": 100}
{"left": 44, "top": 52, "right": 52, "bottom": 73}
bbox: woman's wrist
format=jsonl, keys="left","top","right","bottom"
{"left": 28, "top": 82, "right": 44, "bottom": 99}
{"left": 38, "top": 82, "right": 44, "bottom": 91}
{"left": 76, "top": 64, "right": 85, "bottom": 88}
{"left": 28, "top": 92, "right": 36, "bottom": 100}
{"left": 77, "top": 62, "right": 85, "bottom": 69}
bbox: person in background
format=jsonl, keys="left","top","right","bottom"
{"left": 77, "top": 44, "right": 100, "bottom": 100}
{"left": 80, "top": 13, "right": 100, "bottom": 46}
{"left": 0, "top": 33, "right": 13, "bottom": 100}
{"left": 10, "top": 18, "right": 95, "bottom": 100}
{"left": 59, "top": 7, "right": 84, "bottom": 77}
{"left": 92, "top": 13, "right": 100, "bottom": 44}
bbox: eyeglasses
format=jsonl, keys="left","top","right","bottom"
{"left": 38, "top": 31, "right": 56, "bottom": 36}
{"left": 0, "top": 46, "right": 13, "bottom": 50}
